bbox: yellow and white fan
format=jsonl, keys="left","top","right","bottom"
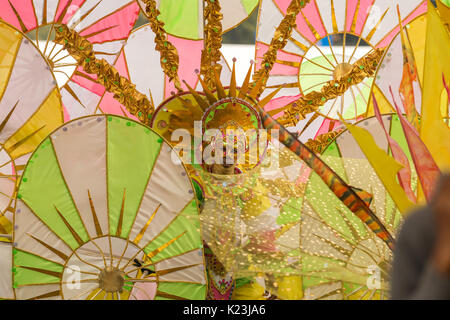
{"left": 0, "top": 20, "right": 63, "bottom": 238}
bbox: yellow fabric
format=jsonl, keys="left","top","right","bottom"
{"left": 241, "top": 181, "right": 272, "bottom": 221}
{"left": 366, "top": 85, "right": 395, "bottom": 117}
{"left": 420, "top": 2, "right": 450, "bottom": 172}
{"left": 232, "top": 281, "right": 266, "bottom": 300}
{"left": 4, "top": 88, "right": 63, "bottom": 160}
{"left": 437, "top": 0, "right": 450, "bottom": 28}
{"left": 406, "top": 15, "right": 427, "bottom": 86}
{"left": 0, "top": 23, "right": 22, "bottom": 101}
{"left": 343, "top": 120, "right": 415, "bottom": 215}
{"left": 276, "top": 276, "right": 303, "bottom": 300}
{"left": 0, "top": 216, "right": 12, "bottom": 242}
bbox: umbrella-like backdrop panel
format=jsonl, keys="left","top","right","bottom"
{"left": 138, "top": 0, "right": 260, "bottom": 40}
{"left": 256, "top": 0, "right": 426, "bottom": 140}
{"left": 0, "top": 0, "right": 140, "bottom": 120}
{"left": 0, "top": 20, "right": 63, "bottom": 229}
{"left": 12, "top": 115, "right": 206, "bottom": 300}
{"left": 95, "top": 23, "right": 231, "bottom": 118}
{"left": 299, "top": 114, "right": 412, "bottom": 299}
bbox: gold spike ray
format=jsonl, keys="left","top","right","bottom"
{"left": 54, "top": 24, "right": 154, "bottom": 125}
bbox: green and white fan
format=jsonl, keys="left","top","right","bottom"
{"left": 299, "top": 114, "right": 414, "bottom": 300}
{"left": 12, "top": 115, "right": 206, "bottom": 300}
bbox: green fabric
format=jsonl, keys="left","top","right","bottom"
{"left": 13, "top": 249, "right": 63, "bottom": 287}
{"left": 157, "top": 282, "right": 206, "bottom": 300}
{"left": 159, "top": 0, "right": 200, "bottom": 39}
{"left": 322, "top": 141, "right": 347, "bottom": 179}
{"left": 389, "top": 114, "right": 412, "bottom": 161}
{"left": 235, "top": 277, "right": 252, "bottom": 288}
{"left": 305, "top": 170, "right": 368, "bottom": 244}
{"left": 241, "top": 0, "right": 259, "bottom": 15}
{"left": 441, "top": 0, "right": 450, "bottom": 7}
{"left": 107, "top": 117, "right": 162, "bottom": 238}
{"left": 299, "top": 56, "right": 334, "bottom": 100}
{"left": 19, "top": 138, "right": 89, "bottom": 249}
{"left": 277, "top": 197, "right": 302, "bottom": 225}
{"left": 301, "top": 254, "right": 346, "bottom": 287}
{"left": 144, "top": 199, "right": 200, "bottom": 263}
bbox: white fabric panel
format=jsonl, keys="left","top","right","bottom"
{"left": 266, "top": 75, "right": 299, "bottom": 87}
{"left": 155, "top": 249, "right": 205, "bottom": 284}
{"left": 374, "top": 35, "right": 403, "bottom": 109}
{"left": 128, "top": 143, "right": 194, "bottom": 247}
{"left": 50, "top": 116, "right": 108, "bottom": 239}
{"left": 259, "top": 87, "right": 299, "bottom": 101}
{"left": 0, "top": 150, "right": 14, "bottom": 213}
{"left": 93, "top": 40, "right": 126, "bottom": 65}
{"left": 61, "top": 89, "right": 86, "bottom": 120}
{"left": 0, "top": 242, "right": 13, "bottom": 299}
{"left": 61, "top": 82, "right": 102, "bottom": 119}
{"left": 294, "top": 112, "right": 315, "bottom": 133}
{"left": 285, "top": 29, "right": 309, "bottom": 56}
{"left": 15, "top": 283, "right": 61, "bottom": 300}
{"left": 299, "top": 115, "right": 325, "bottom": 143}
{"left": 362, "top": 0, "right": 423, "bottom": 45}
{"left": 32, "top": 0, "right": 60, "bottom": 25}
{"left": 265, "top": 75, "right": 300, "bottom": 100}
{"left": 222, "top": 0, "right": 248, "bottom": 31}
{"left": 14, "top": 199, "right": 73, "bottom": 264}
{"left": 33, "top": 0, "right": 44, "bottom": 25}
{"left": 257, "top": 0, "right": 284, "bottom": 43}
{"left": 315, "top": 0, "right": 334, "bottom": 34}
{"left": 332, "top": 0, "right": 348, "bottom": 32}
{"left": 70, "top": 0, "right": 134, "bottom": 30}
{"left": 0, "top": 38, "right": 55, "bottom": 143}
{"left": 124, "top": 25, "right": 165, "bottom": 106}
{"left": 197, "top": 0, "right": 203, "bottom": 38}
{"left": 375, "top": 33, "right": 422, "bottom": 114}
{"left": 322, "top": 89, "right": 354, "bottom": 119}
{"left": 336, "top": 116, "right": 391, "bottom": 160}
{"left": 219, "top": 54, "right": 232, "bottom": 86}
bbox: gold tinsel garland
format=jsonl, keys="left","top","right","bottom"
{"left": 54, "top": 25, "right": 154, "bottom": 124}
{"left": 279, "top": 48, "right": 385, "bottom": 127}
{"left": 142, "top": 0, "right": 182, "bottom": 91}
{"left": 201, "top": 0, "right": 224, "bottom": 90}
{"left": 251, "top": 0, "right": 311, "bottom": 97}
{"left": 305, "top": 130, "right": 341, "bottom": 154}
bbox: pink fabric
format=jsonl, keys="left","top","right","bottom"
{"left": 79, "top": 2, "right": 140, "bottom": 43}
{"left": 62, "top": 104, "right": 71, "bottom": 122}
{"left": 355, "top": 0, "right": 375, "bottom": 34}
{"left": 130, "top": 282, "right": 157, "bottom": 300}
{"left": 71, "top": 66, "right": 105, "bottom": 96}
{"left": 56, "top": 0, "right": 87, "bottom": 24}
{"left": 301, "top": 0, "right": 326, "bottom": 38}
{"left": 256, "top": 42, "right": 300, "bottom": 76}
{"left": 373, "top": 93, "right": 416, "bottom": 203}
{"left": 295, "top": 164, "right": 312, "bottom": 185}
{"left": 389, "top": 87, "right": 440, "bottom": 202}
{"left": 263, "top": 94, "right": 301, "bottom": 119}
{"left": 0, "top": 0, "right": 37, "bottom": 31}
{"left": 274, "top": 0, "right": 316, "bottom": 43}
{"left": 165, "top": 36, "right": 203, "bottom": 97}
{"left": 345, "top": 0, "right": 359, "bottom": 31}
{"left": 314, "top": 118, "right": 340, "bottom": 138}
{"left": 97, "top": 49, "right": 136, "bottom": 119}
{"left": 443, "top": 74, "right": 450, "bottom": 107}
{"left": 376, "top": 1, "right": 427, "bottom": 48}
